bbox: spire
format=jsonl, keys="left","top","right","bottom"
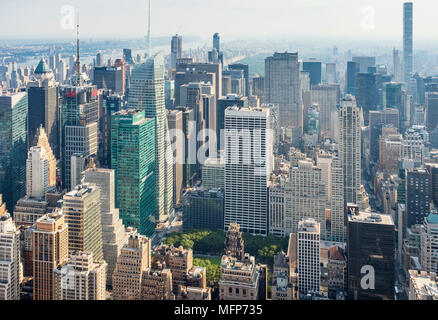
{"left": 146, "top": 0, "right": 151, "bottom": 58}
{"left": 76, "top": 12, "right": 81, "bottom": 86}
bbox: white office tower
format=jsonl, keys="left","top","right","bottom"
{"left": 83, "top": 168, "right": 129, "bottom": 287}
{"left": 128, "top": 52, "right": 173, "bottom": 222}
{"left": 224, "top": 106, "right": 272, "bottom": 235}
{"left": 420, "top": 211, "right": 438, "bottom": 273}
{"left": 26, "top": 146, "right": 49, "bottom": 199}
{"left": 54, "top": 251, "right": 107, "bottom": 300}
{"left": 297, "top": 218, "right": 321, "bottom": 298}
{"left": 286, "top": 160, "right": 326, "bottom": 239}
{"left": 338, "top": 95, "right": 362, "bottom": 204}
{"left": 316, "top": 151, "right": 345, "bottom": 242}
{"left": 265, "top": 52, "right": 303, "bottom": 143}
{"left": 0, "top": 212, "right": 20, "bottom": 300}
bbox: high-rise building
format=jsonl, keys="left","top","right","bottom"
{"left": 0, "top": 210, "right": 20, "bottom": 300}
{"left": 338, "top": 96, "right": 362, "bottom": 204}
{"left": 112, "top": 232, "right": 151, "bottom": 300}
{"left": 406, "top": 167, "right": 430, "bottom": 228}
{"left": 33, "top": 126, "right": 57, "bottom": 188}
{"left": 224, "top": 106, "right": 272, "bottom": 235}
{"left": 345, "top": 61, "right": 359, "bottom": 95}
{"left": 128, "top": 52, "right": 173, "bottom": 223}
{"left": 176, "top": 58, "right": 222, "bottom": 104}
{"left": 303, "top": 60, "right": 322, "bottom": 86}
{"left": 297, "top": 219, "right": 321, "bottom": 297}
{"left": 426, "top": 92, "right": 438, "bottom": 132}
{"left": 403, "top": 2, "right": 414, "bottom": 82}
{"left": 83, "top": 168, "right": 129, "bottom": 287}
{"left": 393, "top": 48, "right": 403, "bottom": 82}
{"left": 355, "top": 73, "right": 377, "bottom": 124}
{"left": 60, "top": 84, "right": 99, "bottom": 191}
{"left": 27, "top": 58, "right": 59, "bottom": 157}
{"left": 285, "top": 160, "right": 327, "bottom": 239}
{"left": 0, "top": 92, "right": 28, "bottom": 213}
{"left": 111, "top": 109, "right": 156, "bottom": 236}
{"left": 54, "top": 251, "right": 107, "bottom": 300}
{"left": 229, "top": 64, "right": 250, "bottom": 97}
{"left": 26, "top": 146, "right": 49, "bottom": 199}
{"left": 420, "top": 211, "right": 438, "bottom": 273}
{"left": 265, "top": 52, "right": 302, "bottom": 137}
{"left": 217, "top": 94, "right": 248, "bottom": 151}
{"left": 167, "top": 110, "right": 183, "bottom": 206}
{"left": 202, "top": 157, "right": 224, "bottom": 189}
{"left": 62, "top": 184, "right": 104, "bottom": 261}
{"left": 170, "top": 34, "right": 182, "bottom": 72}
{"left": 33, "top": 212, "right": 69, "bottom": 300}
{"left": 250, "top": 78, "right": 264, "bottom": 104}
{"left": 352, "top": 56, "right": 376, "bottom": 73}
{"left": 100, "top": 94, "right": 125, "bottom": 168}
{"left": 93, "top": 63, "right": 125, "bottom": 95}
{"left": 347, "top": 208, "right": 395, "bottom": 300}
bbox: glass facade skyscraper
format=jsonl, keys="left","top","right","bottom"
{"left": 111, "top": 109, "right": 156, "bottom": 236}
{"left": 0, "top": 92, "right": 28, "bottom": 212}
{"left": 128, "top": 52, "right": 173, "bottom": 223}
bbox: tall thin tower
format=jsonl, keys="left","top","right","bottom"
{"left": 76, "top": 13, "right": 81, "bottom": 86}
{"left": 146, "top": 0, "right": 151, "bottom": 58}
{"left": 403, "top": 2, "right": 413, "bottom": 82}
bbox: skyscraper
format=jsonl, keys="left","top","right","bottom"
{"left": 170, "top": 34, "right": 182, "bottom": 71}
{"left": 347, "top": 209, "right": 395, "bottom": 300}
{"left": 83, "top": 167, "right": 129, "bottom": 287}
{"left": 297, "top": 218, "right": 321, "bottom": 297}
{"left": 128, "top": 52, "right": 173, "bottom": 223}
{"left": 229, "top": 63, "right": 250, "bottom": 97}
{"left": 0, "top": 211, "right": 20, "bottom": 300}
{"left": 0, "top": 92, "right": 28, "bottom": 213}
{"left": 303, "top": 60, "right": 322, "bottom": 86}
{"left": 406, "top": 167, "right": 430, "bottom": 228}
{"left": 338, "top": 96, "right": 362, "bottom": 204}
{"left": 60, "top": 84, "right": 99, "bottom": 191}
{"left": 420, "top": 211, "right": 438, "bottom": 273}
{"left": 286, "top": 160, "right": 327, "bottom": 239}
{"left": 62, "top": 184, "right": 104, "bottom": 261}
{"left": 426, "top": 92, "right": 438, "bottom": 132}
{"left": 111, "top": 109, "right": 156, "bottom": 236}
{"left": 27, "top": 58, "right": 59, "bottom": 157}
{"left": 26, "top": 146, "right": 49, "bottom": 199}
{"left": 224, "top": 106, "right": 272, "bottom": 235}
{"left": 33, "top": 212, "right": 69, "bottom": 300}
{"left": 265, "top": 52, "right": 302, "bottom": 141}
{"left": 403, "top": 2, "right": 413, "bottom": 82}
{"left": 345, "top": 61, "right": 359, "bottom": 95}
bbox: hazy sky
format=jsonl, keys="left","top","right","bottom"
{"left": 1, "top": 0, "right": 437, "bottom": 41}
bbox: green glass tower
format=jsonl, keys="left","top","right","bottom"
{"left": 127, "top": 52, "right": 173, "bottom": 223}
{"left": 111, "top": 109, "right": 156, "bottom": 236}
{"left": 0, "top": 92, "right": 28, "bottom": 212}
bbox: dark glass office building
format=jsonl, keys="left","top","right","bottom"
{"left": 347, "top": 208, "right": 395, "bottom": 300}
{"left": 0, "top": 92, "right": 28, "bottom": 212}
